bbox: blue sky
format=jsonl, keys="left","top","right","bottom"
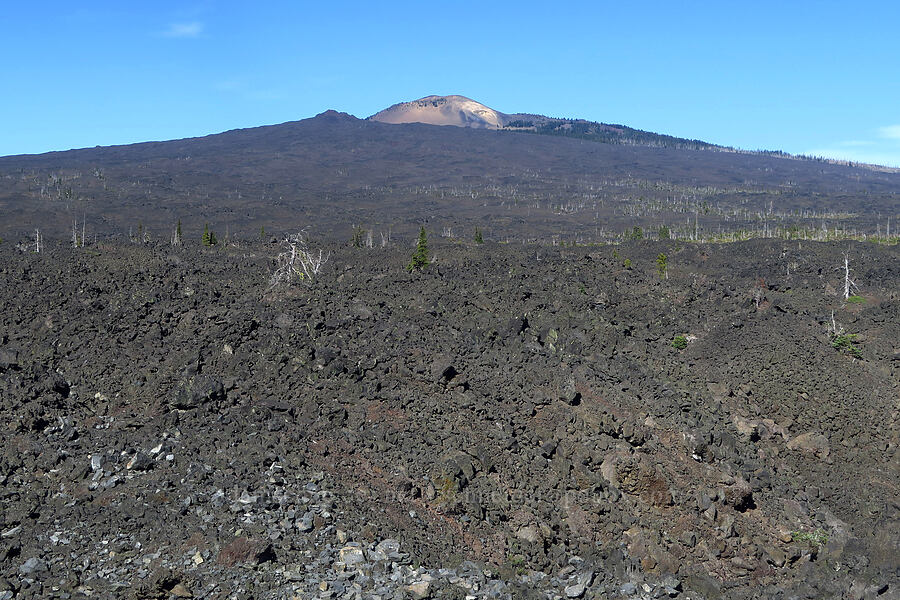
{"left": 2, "top": 1, "right": 899, "bottom": 165}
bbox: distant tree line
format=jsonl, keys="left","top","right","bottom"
{"left": 501, "top": 119, "right": 719, "bottom": 150}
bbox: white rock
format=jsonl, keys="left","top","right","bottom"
{"left": 338, "top": 545, "right": 366, "bottom": 566}
{"left": 405, "top": 581, "right": 431, "bottom": 599}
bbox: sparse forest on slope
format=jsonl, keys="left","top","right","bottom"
{"left": 501, "top": 115, "right": 720, "bottom": 150}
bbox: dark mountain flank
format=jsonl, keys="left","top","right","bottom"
{"left": 1, "top": 109, "right": 898, "bottom": 244}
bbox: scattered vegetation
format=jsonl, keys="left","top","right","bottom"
{"left": 432, "top": 472, "right": 457, "bottom": 507}
{"left": 505, "top": 553, "right": 527, "bottom": 576}
{"left": 626, "top": 226, "right": 644, "bottom": 241}
{"left": 791, "top": 528, "right": 829, "bottom": 549}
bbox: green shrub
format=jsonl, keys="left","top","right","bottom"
{"left": 671, "top": 334, "right": 688, "bottom": 350}
{"left": 474, "top": 227, "right": 484, "bottom": 244}
{"left": 623, "top": 258, "right": 632, "bottom": 269}
{"left": 846, "top": 295, "right": 866, "bottom": 304}
{"left": 831, "top": 333, "right": 862, "bottom": 358}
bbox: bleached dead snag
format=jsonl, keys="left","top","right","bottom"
{"left": 842, "top": 249, "right": 859, "bottom": 300}
{"left": 268, "top": 231, "right": 330, "bottom": 289}
{"left": 71, "top": 218, "right": 86, "bottom": 248}
{"left": 34, "top": 229, "right": 43, "bottom": 253}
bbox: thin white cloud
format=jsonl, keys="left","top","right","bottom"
{"left": 248, "top": 90, "right": 285, "bottom": 101}
{"left": 801, "top": 125, "right": 900, "bottom": 168}
{"left": 213, "top": 80, "right": 284, "bottom": 102}
{"left": 877, "top": 125, "right": 900, "bottom": 140}
{"left": 805, "top": 147, "right": 900, "bottom": 168}
{"left": 163, "top": 22, "right": 204, "bottom": 38}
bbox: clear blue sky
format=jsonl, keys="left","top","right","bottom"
{"left": 3, "top": 1, "right": 899, "bottom": 165}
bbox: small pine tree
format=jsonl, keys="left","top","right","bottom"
{"left": 259, "top": 225, "right": 266, "bottom": 240}
{"left": 351, "top": 225, "right": 365, "bottom": 248}
{"left": 176, "top": 219, "right": 182, "bottom": 239}
{"left": 656, "top": 253, "right": 668, "bottom": 279}
{"left": 407, "top": 226, "right": 429, "bottom": 272}
{"left": 474, "top": 227, "right": 484, "bottom": 244}
{"left": 202, "top": 223, "right": 217, "bottom": 246}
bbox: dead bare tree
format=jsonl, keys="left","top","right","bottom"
{"left": 71, "top": 217, "right": 86, "bottom": 248}
{"left": 830, "top": 310, "right": 841, "bottom": 336}
{"left": 269, "top": 231, "right": 329, "bottom": 289}
{"left": 841, "top": 249, "right": 859, "bottom": 300}
{"left": 34, "top": 229, "right": 43, "bottom": 253}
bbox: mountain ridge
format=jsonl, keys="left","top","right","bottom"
{"left": 368, "top": 94, "right": 721, "bottom": 151}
